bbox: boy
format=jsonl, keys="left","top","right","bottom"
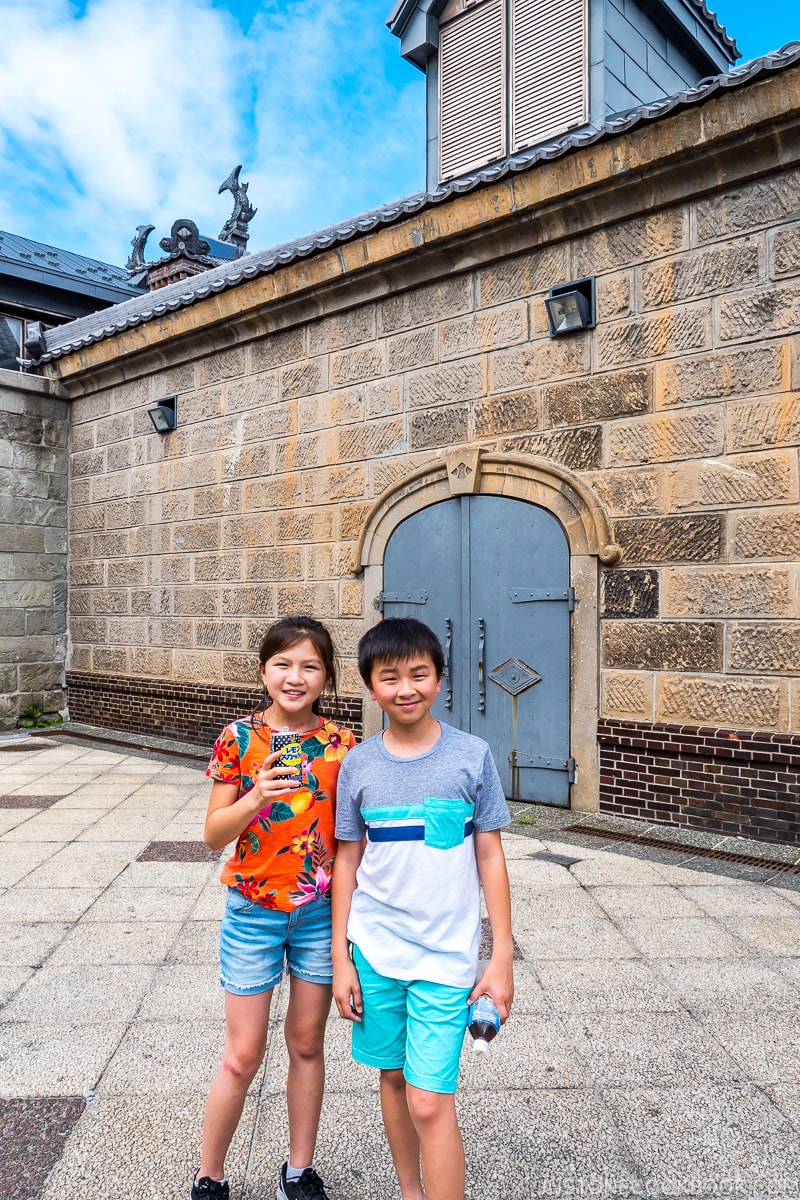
{"left": 332, "top": 617, "right": 513, "bottom": 1200}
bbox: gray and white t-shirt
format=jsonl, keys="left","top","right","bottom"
{"left": 335, "top": 722, "right": 510, "bottom": 987}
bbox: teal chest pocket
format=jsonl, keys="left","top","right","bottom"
{"left": 423, "top": 797, "right": 470, "bottom": 850}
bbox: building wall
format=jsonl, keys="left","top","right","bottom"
{"left": 0, "top": 370, "right": 69, "bottom": 728}
{"left": 49, "top": 67, "right": 800, "bottom": 836}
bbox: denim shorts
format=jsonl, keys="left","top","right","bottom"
{"left": 219, "top": 888, "right": 333, "bottom": 996}
{"left": 351, "top": 944, "right": 470, "bottom": 1094}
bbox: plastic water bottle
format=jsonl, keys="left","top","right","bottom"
{"left": 468, "top": 994, "right": 500, "bottom": 1058}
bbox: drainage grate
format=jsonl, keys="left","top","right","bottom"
{"left": 137, "top": 840, "right": 221, "bottom": 863}
{"left": 562, "top": 824, "right": 800, "bottom": 874}
{"left": 0, "top": 795, "right": 66, "bottom": 809}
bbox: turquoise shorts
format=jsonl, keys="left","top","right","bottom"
{"left": 351, "top": 944, "right": 470, "bottom": 1094}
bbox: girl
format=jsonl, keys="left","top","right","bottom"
{"left": 193, "top": 615, "right": 355, "bottom": 1200}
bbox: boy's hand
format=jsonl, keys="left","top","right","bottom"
{"left": 467, "top": 957, "right": 514, "bottom": 1023}
{"left": 333, "top": 959, "right": 363, "bottom": 1022}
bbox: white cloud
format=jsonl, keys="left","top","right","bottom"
{"left": 0, "top": 0, "right": 424, "bottom": 266}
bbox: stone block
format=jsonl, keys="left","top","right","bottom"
{"left": 595, "top": 271, "right": 633, "bottom": 322}
{"left": 221, "top": 513, "right": 275, "bottom": 549}
{"left": 338, "top": 501, "right": 374, "bottom": 541}
{"left": 613, "top": 514, "right": 723, "bottom": 565}
{"left": 222, "top": 444, "right": 273, "bottom": 482}
{"left": 71, "top": 448, "right": 105, "bottom": 477}
{"left": 386, "top": 327, "right": 437, "bottom": 373}
{"left": 199, "top": 347, "right": 246, "bottom": 385}
{"left": 95, "top": 412, "right": 133, "bottom": 446}
{"left": 69, "top": 590, "right": 91, "bottom": 616}
{"left": 409, "top": 405, "right": 469, "bottom": 451}
{"left": 330, "top": 344, "right": 385, "bottom": 387}
{"left": 658, "top": 673, "right": 787, "bottom": 730}
{"left": 545, "top": 368, "right": 650, "bottom": 427}
{"left": 240, "top": 404, "right": 296, "bottom": 445}
{"left": 131, "top": 587, "right": 170, "bottom": 616}
{"left": 574, "top": 210, "right": 688, "bottom": 276}
{"left": 189, "top": 422, "right": 240, "bottom": 457}
{"left": 474, "top": 391, "right": 540, "bottom": 439}
{"left": 0, "top": 467, "right": 48, "bottom": 501}
{"left": 92, "top": 590, "right": 130, "bottom": 615}
{"left": 149, "top": 363, "right": 196, "bottom": 398}
{"left": 171, "top": 521, "right": 221, "bottom": 553}
{"left": 195, "top": 621, "right": 246, "bottom": 650}
{"left": 379, "top": 276, "right": 473, "bottom": 335}
{"left": 226, "top": 375, "right": 279, "bottom": 413}
{"left": 365, "top": 378, "right": 402, "bottom": 420}
{"left": 44, "top": 528, "right": 67, "bottom": 556}
{"left": 439, "top": 303, "right": 527, "bottom": 362}
{"left": 338, "top": 418, "right": 406, "bottom": 461}
{"left": 299, "top": 387, "right": 364, "bottom": 432}
{"left": 12, "top": 443, "right": 63, "bottom": 474}
{"left": 193, "top": 486, "right": 242, "bottom": 518}
{"left": 171, "top": 455, "right": 219, "bottom": 490}
{"left": 602, "top": 620, "right": 721, "bottom": 670}
{"left": 128, "top": 524, "right": 169, "bottom": 556}
{"left": 727, "top": 395, "right": 800, "bottom": 452}
{"left": 718, "top": 281, "right": 800, "bottom": 343}
{"left": 222, "top": 651, "right": 260, "bottom": 684}
{"left": 733, "top": 509, "right": 800, "bottom": 560}
{"left": 0, "top": 438, "right": 12, "bottom": 468}
{"left": 193, "top": 553, "right": 245, "bottom": 582}
{"left": 769, "top": 221, "right": 800, "bottom": 280}
{"left": 0, "top": 609, "right": 25, "bottom": 636}
{"left": 180, "top": 386, "right": 224, "bottom": 425}
{"left": 0, "top": 412, "right": 43, "bottom": 444}
{"left": 0, "top": 662, "right": 16, "bottom": 691}
{"left": 639, "top": 236, "right": 761, "bottom": 310}
{"left": 250, "top": 328, "right": 306, "bottom": 372}
{"left": 276, "top": 508, "right": 336, "bottom": 544}
{"left": 308, "top": 306, "right": 376, "bottom": 355}
{"left": 596, "top": 305, "right": 711, "bottom": 370}
{"left": 369, "top": 452, "right": 432, "bottom": 498}
{"left": 276, "top": 583, "right": 337, "bottom": 618}
{"left": 663, "top": 566, "right": 793, "bottom": 618}
{"left": 489, "top": 338, "right": 589, "bottom": 391}
{"left": 274, "top": 431, "right": 333, "bottom": 474}
{"left": 27, "top": 607, "right": 66, "bottom": 635}
{"left": 104, "top": 499, "right": 146, "bottom": 529}
{"left": 728, "top": 623, "right": 800, "bottom": 673}
{"left": 338, "top": 580, "right": 362, "bottom": 619}
{"left": 72, "top": 391, "right": 112, "bottom": 424}
{"left": 106, "top": 439, "right": 147, "bottom": 474}
{"left": 583, "top": 466, "right": 663, "bottom": 517}
{"left": 69, "top": 561, "right": 105, "bottom": 587}
{"left": 280, "top": 359, "right": 327, "bottom": 401}
{"left": 221, "top": 586, "right": 276, "bottom": 616}
{"left": 107, "top": 617, "right": 147, "bottom": 645}
{"left": 655, "top": 344, "right": 788, "bottom": 409}
{"left": 71, "top": 618, "right": 107, "bottom": 643}
{"left": 173, "top": 587, "right": 219, "bottom": 616}
{"left": 666, "top": 450, "right": 797, "bottom": 511}
{"left": 0, "top": 495, "right": 65, "bottom": 528}
{"left": 608, "top": 409, "right": 722, "bottom": 466}
{"left": 69, "top": 644, "right": 91, "bottom": 670}
{"left": 0, "top": 524, "right": 46, "bottom": 554}
{"left": 306, "top": 543, "right": 354, "bottom": 581}
{"left": 14, "top": 553, "right": 66, "bottom": 582}
{"left": 130, "top": 647, "right": 172, "bottom": 676}
{"left": 244, "top": 549, "right": 302, "bottom": 580}
{"left": 0, "top": 633, "right": 53, "bottom": 663}
{"left": 149, "top": 618, "right": 193, "bottom": 647}
{"left": 172, "top": 649, "right": 222, "bottom": 681}
{"left": 696, "top": 169, "right": 800, "bottom": 242}
{"left": 92, "top": 647, "right": 130, "bottom": 673}
{"left": 303, "top": 464, "right": 366, "bottom": 504}
{"left": 406, "top": 360, "right": 484, "bottom": 410}
{"left": 477, "top": 244, "right": 568, "bottom": 307}
{"left": 601, "top": 670, "right": 654, "bottom": 720}
{"left": 601, "top": 569, "right": 659, "bottom": 618}
{"left": 501, "top": 426, "right": 602, "bottom": 471}
{"left": 93, "top": 532, "right": 130, "bottom": 560}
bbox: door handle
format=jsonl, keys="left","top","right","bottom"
{"left": 477, "top": 617, "right": 486, "bottom": 713}
{"left": 444, "top": 618, "right": 453, "bottom": 711}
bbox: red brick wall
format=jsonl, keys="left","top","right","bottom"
{"left": 598, "top": 718, "right": 800, "bottom": 844}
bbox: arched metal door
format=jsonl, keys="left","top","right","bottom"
{"left": 381, "top": 495, "right": 573, "bottom": 805}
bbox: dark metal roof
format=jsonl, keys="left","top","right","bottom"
{"left": 41, "top": 41, "right": 800, "bottom": 364}
{"left": 0, "top": 229, "right": 142, "bottom": 307}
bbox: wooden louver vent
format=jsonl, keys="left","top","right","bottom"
{"left": 439, "top": 0, "right": 505, "bottom": 182}
{"left": 510, "top": 0, "right": 588, "bottom": 153}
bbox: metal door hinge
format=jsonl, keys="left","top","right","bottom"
{"left": 378, "top": 589, "right": 428, "bottom": 612}
{"left": 510, "top": 587, "right": 575, "bottom": 611}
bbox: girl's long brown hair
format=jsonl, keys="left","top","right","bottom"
{"left": 255, "top": 614, "right": 339, "bottom": 723}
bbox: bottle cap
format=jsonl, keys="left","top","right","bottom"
{"left": 472, "top": 1038, "right": 490, "bottom": 1058}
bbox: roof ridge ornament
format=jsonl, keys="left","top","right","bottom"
{"left": 218, "top": 165, "right": 257, "bottom": 257}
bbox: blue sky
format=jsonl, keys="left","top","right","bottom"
{"left": 0, "top": 0, "right": 797, "bottom": 268}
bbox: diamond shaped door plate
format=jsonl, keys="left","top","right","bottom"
{"left": 489, "top": 658, "right": 541, "bottom": 696}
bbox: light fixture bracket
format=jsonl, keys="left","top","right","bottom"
{"left": 545, "top": 277, "right": 596, "bottom": 336}
{"left": 147, "top": 396, "right": 177, "bottom": 434}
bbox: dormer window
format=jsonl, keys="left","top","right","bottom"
{"left": 438, "top": 0, "right": 588, "bottom": 181}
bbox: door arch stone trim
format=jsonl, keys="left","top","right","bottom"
{"left": 353, "top": 449, "right": 621, "bottom": 573}
{"left": 353, "top": 448, "right": 613, "bottom": 812}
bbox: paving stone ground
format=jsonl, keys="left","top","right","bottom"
{"left": 2, "top": 732, "right": 800, "bottom": 1200}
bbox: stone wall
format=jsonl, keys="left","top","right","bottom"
{"left": 0, "top": 370, "right": 69, "bottom": 729}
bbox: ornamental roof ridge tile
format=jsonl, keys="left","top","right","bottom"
{"left": 40, "top": 41, "right": 800, "bottom": 363}
{"left": 685, "top": 0, "right": 739, "bottom": 56}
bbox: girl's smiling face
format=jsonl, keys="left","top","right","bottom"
{"left": 259, "top": 637, "right": 327, "bottom": 729}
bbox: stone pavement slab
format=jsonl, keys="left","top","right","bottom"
{"left": 2, "top": 736, "right": 800, "bottom": 1199}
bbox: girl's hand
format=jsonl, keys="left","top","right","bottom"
{"left": 248, "top": 750, "right": 301, "bottom": 810}
{"left": 333, "top": 960, "right": 363, "bottom": 1023}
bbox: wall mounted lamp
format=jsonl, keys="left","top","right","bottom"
{"left": 545, "top": 277, "right": 596, "bottom": 336}
{"left": 147, "top": 396, "right": 177, "bottom": 433}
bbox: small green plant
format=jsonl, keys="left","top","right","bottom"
{"left": 18, "top": 703, "right": 63, "bottom": 730}
{"left": 516, "top": 809, "right": 538, "bottom": 826}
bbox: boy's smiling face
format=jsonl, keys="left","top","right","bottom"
{"left": 368, "top": 651, "right": 442, "bottom": 728}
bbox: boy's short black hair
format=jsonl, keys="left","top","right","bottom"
{"left": 358, "top": 617, "right": 445, "bottom": 685}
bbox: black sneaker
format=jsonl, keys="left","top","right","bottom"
{"left": 276, "top": 1161, "right": 330, "bottom": 1200}
{"left": 191, "top": 1174, "right": 229, "bottom": 1200}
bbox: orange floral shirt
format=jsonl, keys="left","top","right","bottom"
{"left": 207, "top": 715, "right": 355, "bottom": 911}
